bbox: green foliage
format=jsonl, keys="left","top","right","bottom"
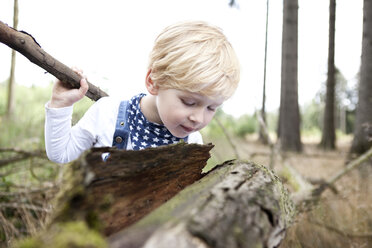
{"left": 202, "top": 109, "right": 230, "bottom": 138}
{"left": 0, "top": 83, "right": 51, "bottom": 149}
{"left": 266, "top": 111, "right": 278, "bottom": 131}
{"left": 14, "top": 221, "right": 107, "bottom": 248}
{"left": 202, "top": 109, "right": 258, "bottom": 139}
{"left": 301, "top": 100, "right": 322, "bottom": 132}
{"left": 345, "top": 110, "right": 355, "bottom": 134}
{"left": 234, "top": 114, "right": 257, "bottom": 137}
{"left": 0, "top": 82, "right": 93, "bottom": 149}
{"left": 314, "top": 67, "right": 357, "bottom": 134}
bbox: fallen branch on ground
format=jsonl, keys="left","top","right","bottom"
{"left": 0, "top": 148, "right": 47, "bottom": 168}
{"left": 313, "top": 146, "right": 372, "bottom": 196}
{"left": 309, "top": 219, "right": 372, "bottom": 239}
{"left": 291, "top": 146, "right": 372, "bottom": 208}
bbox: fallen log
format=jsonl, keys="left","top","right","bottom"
{"left": 14, "top": 143, "right": 294, "bottom": 248}
{"left": 108, "top": 159, "right": 295, "bottom": 248}
{"left": 50, "top": 142, "right": 214, "bottom": 237}
{"left": 0, "top": 20, "right": 108, "bottom": 101}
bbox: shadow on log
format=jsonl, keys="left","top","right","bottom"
{"left": 14, "top": 143, "right": 294, "bottom": 248}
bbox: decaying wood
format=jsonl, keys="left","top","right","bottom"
{"left": 50, "top": 142, "right": 214, "bottom": 236}
{"left": 108, "top": 159, "right": 295, "bottom": 248}
{"left": 0, "top": 20, "right": 108, "bottom": 101}
{"left": 14, "top": 143, "right": 294, "bottom": 248}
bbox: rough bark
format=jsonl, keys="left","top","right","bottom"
{"left": 108, "top": 160, "right": 294, "bottom": 248}
{"left": 320, "top": 0, "right": 336, "bottom": 150}
{"left": 278, "top": 0, "right": 302, "bottom": 152}
{"left": 0, "top": 20, "right": 108, "bottom": 101}
{"left": 49, "top": 143, "right": 214, "bottom": 237}
{"left": 350, "top": 0, "right": 372, "bottom": 154}
{"left": 259, "top": 0, "right": 270, "bottom": 145}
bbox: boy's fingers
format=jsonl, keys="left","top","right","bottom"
{"left": 79, "top": 78, "right": 89, "bottom": 96}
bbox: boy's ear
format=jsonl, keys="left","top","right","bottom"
{"left": 145, "top": 69, "right": 159, "bottom": 95}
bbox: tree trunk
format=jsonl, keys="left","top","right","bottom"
{"left": 5, "top": 0, "right": 18, "bottom": 118}
{"left": 0, "top": 20, "right": 108, "bottom": 101}
{"left": 278, "top": 0, "right": 302, "bottom": 152}
{"left": 320, "top": 0, "right": 337, "bottom": 150}
{"left": 350, "top": 0, "right": 372, "bottom": 155}
{"left": 14, "top": 143, "right": 294, "bottom": 248}
{"left": 259, "top": 0, "right": 270, "bottom": 145}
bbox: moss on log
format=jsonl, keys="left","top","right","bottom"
{"left": 14, "top": 221, "right": 107, "bottom": 248}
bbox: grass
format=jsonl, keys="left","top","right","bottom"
{"left": 0, "top": 82, "right": 94, "bottom": 247}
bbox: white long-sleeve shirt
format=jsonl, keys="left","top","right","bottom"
{"left": 44, "top": 96, "right": 203, "bottom": 164}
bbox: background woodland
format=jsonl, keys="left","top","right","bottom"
{"left": 0, "top": 0, "right": 371, "bottom": 247}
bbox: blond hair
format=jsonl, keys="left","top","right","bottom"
{"left": 148, "top": 21, "right": 240, "bottom": 100}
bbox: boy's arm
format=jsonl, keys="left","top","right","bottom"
{"left": 45, "top": 71, "right": 92, "bottom": 164}
{"left": 44, "top": 104, "right": 95, "bottom": 163}
{"left": 45, "top": 96, "right": 116, "bottom": 164}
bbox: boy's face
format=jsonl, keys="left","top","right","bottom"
{"left": 154, "top": 89, "right": 224, "bottom": 138}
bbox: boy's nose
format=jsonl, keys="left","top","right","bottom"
{"left": 189, "top": 108, "right": 204, "bottom": 124}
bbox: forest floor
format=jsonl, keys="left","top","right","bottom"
{"left": 205, "top": 134, "right": 372, "bottom": 248}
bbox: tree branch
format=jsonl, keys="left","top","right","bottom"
{"left": 292, "top": 146, "right": 372, "bottom": 208}
{"left": 326, "top": 146, "right": 372, "bottom": 186}
{"left": 0, "top": 147, "right": 47, "bottom": 168}
{"left": 309, "top": 219, "right": 372, "bottom": 239}
{"left": 0, "top": 20, "right": 108, "bottom": 101}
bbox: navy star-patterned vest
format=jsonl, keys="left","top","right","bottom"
{"left": 112, "top": 93, "right": 188, "bottom": 150}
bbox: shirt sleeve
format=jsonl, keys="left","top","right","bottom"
{"left": 44, "top": 97, "right": 113, "bottom": 164}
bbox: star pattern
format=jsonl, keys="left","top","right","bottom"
{"left": 127, "top": 94, "right": 187, "bottom": 150}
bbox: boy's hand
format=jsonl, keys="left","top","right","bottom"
{"left": 49, "top": 69, "right": 89, "bottom": 108}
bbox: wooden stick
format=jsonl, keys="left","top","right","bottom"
{"left": 292, "top": 146, "right": 372, "bottom": 207}
{"left": 0, "top": 20, "right": 108, "bottom": 101}
{"left": 325, "top": 146, "right": 372, "bottom": 188}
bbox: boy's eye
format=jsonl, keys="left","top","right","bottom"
{"left": 181, "top": 99, "right": 195, "bottom": 106}
{"left": 208, "top": 106, "right": 217, "bottom": 112}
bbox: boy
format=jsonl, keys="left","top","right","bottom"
{"left": 45, "top": 21, "right": 240, "bottom": 163}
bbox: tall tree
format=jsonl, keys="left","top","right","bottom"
{"left": 6, "top": 0, "right": 18, "bottom": 118}
{"left": 259, "top": 0, "right": 270, "bottom": 145}
{"left": 350, "top": 0, "right": 372, "bottom": 154}
{"left": 277, "top": 0, "right": 302, "bottom": 152}
{"left": 320, "top": 0, "right": 337, "bottom": 150}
